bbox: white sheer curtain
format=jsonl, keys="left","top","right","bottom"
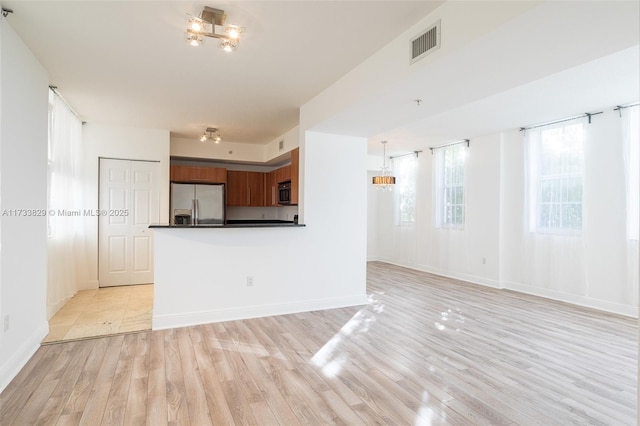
{"left": 523, "top": 119, "right": 588, "bottom": 295}
{"left": 393, "top": 154, "right": 416, "bottom": 226}
{"left": 622, "top": 105, "right": 639, "bottom": 303}
{"left": 622, "top": 105, "right": 639, "bottom": 240}
{"left": 522, "top": 113, "right": 637, "bottom": 307}
{"left": 47, "top": 90, "right": 88, "bottom": 319}
{"left": 433, "top": 144, "right": 466, "bottom": 228}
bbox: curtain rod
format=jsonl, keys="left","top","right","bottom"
{"left": 429, "top": 139, "right": 469, "bottom": 154}
{"left": 614, "top": 102, "right": 640, "bottom": 117}
{"left": 390, "top": 150, "right": 422, "bottom": 160}
{"left": 49, "top": 86, "right": 83, "bottom": 122}
{"left": 519, "top": 111, "right": 602, "bottom": 132}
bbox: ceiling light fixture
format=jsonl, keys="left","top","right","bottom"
{"left": 186, "top": 32, "right": 204, "bottom": 47}
{"left": 372, "top": 141, "right": 396, "bottom": 190}
{"left": 185, "top": 6, "right": 244, "bottom": 52}
{"left": 200, "top": 127, "right": 222, "bottom": 144}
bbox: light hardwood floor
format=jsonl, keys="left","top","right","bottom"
{"left": 43, "top": 285, "right": 153, "bottom": 343}
{"left": 1, "top": 262, "right": 636, "bottom": 425}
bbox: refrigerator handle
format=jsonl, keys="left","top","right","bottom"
{"left": 193, "top": 199, "right": 198, "bottom": 225}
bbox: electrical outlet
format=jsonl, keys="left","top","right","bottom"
{"left": 3, "top": 315, "right": 9, "bottom": 332}
{"left": 261, "top": 213, "right": 265, "bottom": 219}
{"left": 481, "top": 257, "right": 487, "bottom": 265}
{"left": 246, "top": 276, "right": 254, "bottom": 287}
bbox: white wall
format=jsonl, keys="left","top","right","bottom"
{"left": 0, "top": 19, "right": 49, "bottom": 392}
{"left": 370, "top": 114, "right": 638, "bottom": 317}
{"left": 153, "top": 132, "right": 368, "bottom": 328}
{"left": 83, "top": 124, "right": 170, "bottom": 288}
{"left": 171, "top": 137, "right": 266, "bottom": 163}
{"left": 367, "top": 171, "right": 380, "bottom": 260}
{"left": 373, "top": 135, "right": 501, "bottom": 288}
{"left": 264, "top": 125, "right": 299, "bottom": 161}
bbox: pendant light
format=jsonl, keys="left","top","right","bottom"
{"left": 372, "top": 140, "right": 396, "bottom": 190}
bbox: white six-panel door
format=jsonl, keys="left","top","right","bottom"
{"left": 99, "top": 159, "right": 160, "bottom": 287}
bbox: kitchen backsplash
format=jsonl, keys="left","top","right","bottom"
{"left": 226, "top": 205, "right": 299, "bottom": 221}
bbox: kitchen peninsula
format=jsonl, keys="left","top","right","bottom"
{"left": 150, "top": 220, "right": 368, "bottom": 332}
{"left": 152, "top": 146, "right": 365, "bottom": 330}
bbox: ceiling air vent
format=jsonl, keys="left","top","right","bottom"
{"left": 410, "top": 20, "right": 441, "bottom": 64}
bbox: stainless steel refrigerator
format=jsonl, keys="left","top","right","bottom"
{"left": 170, "top": 183, "right": 225, "bottom": 225}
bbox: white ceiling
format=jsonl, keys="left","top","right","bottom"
{"left": 3, "top": 1, "right": 638, "bottom": 158}
{"left": 370, "top": 46, "right": 640, "bottom": 155}
{"left": 2, "top": 0, "right": 442, "bottom": 144}
{"left": 302, "top": 0, "right": 640, "bottom": 156}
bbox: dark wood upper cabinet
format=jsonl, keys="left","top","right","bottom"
{"left": 226, "top": 171, "right": 265, "bottom": 206}
{"left": 170, "top": 165, "right": 226, "bottom": 184}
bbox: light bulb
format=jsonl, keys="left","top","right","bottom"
{"left": 227, "top": 26, "right": 240, "bottom": 39}
{"left": 191, "top": 21, "right": 201, "bottom": 32}
{"left": 186, "top": 32, "right": 203, "bottom": 46}
{"left": 221, "top": 39, "right": 238, "bottom": 52}
{"left": 200, "top": 133, "right": 207, "bottom": 142}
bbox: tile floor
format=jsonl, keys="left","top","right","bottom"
{"left": 42, "top": 284, "right": 153, "bottom": 343}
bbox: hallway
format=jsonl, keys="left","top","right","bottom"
{"left": 43, "top": 285, "right": 153, "bottom": 343}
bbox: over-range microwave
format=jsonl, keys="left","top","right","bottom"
{"left": 278, "top": 181, "right": 291, "bottom": 205}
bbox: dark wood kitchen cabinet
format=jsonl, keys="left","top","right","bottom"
{"left": 265, "top": 166, "right": 288, "bottom": 207}
{"left": 226, "top": 171, "right": 265, "bottom": 206}
{"left": 265, "top": 170, "right": 277, "bottom": 207}
{"left": 170, "top": 165, "right": 226, "bottom": 183}
{"left": 226, "top": 148, "right": 299, "bottom": 207}
{"left": 247, "top": 172, "right": 266, "bottom": 206}
{"left": 226, "top": 171, "right": 247, "bottom": 206}
{"left": 264, "top": 149, "right": 299, "bottom": 206}
{"left": 290, "top": 148, "right": 299, "bottom": 205}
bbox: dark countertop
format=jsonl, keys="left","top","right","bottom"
{"left": 150, "top": 220, "right": 305, "bottom": 229}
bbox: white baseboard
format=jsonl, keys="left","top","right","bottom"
{"left": 369, "top": 259, "right": 637, "bottom": 318}
{"left": 0, "top": 321, "right": 49, "bottom": 393}
{"left": 373, "top": 257, "right": 502, "bottom": 289}
{"left": 502, "top": 281, "right": 638, "bottom": 318}
{"left": 152, "top": 294, "right": 369, "bottom": 330}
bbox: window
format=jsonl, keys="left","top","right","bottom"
{"left": 528, "top": 122, "right": 584, "bottom": 233}
{"left": 434, "top": 144, "right": 466, "bottom": 228}
{"left": 394, "top": 155, "right": 416, "bottom": 224}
